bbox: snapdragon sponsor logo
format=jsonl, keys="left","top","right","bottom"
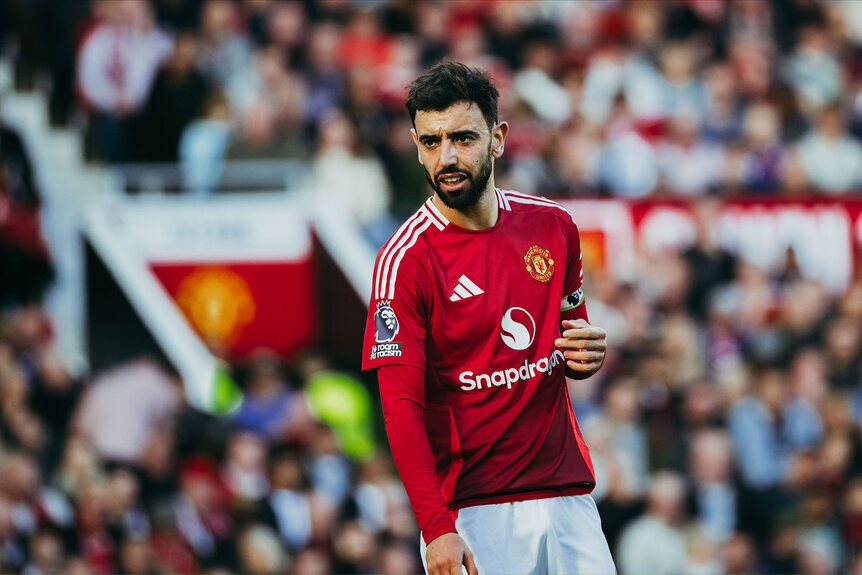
{"left": 459, "top": 349, "right": 566, "bottom": 391}
{"left": 500, "top": 307, "right": 535, "bottom": 351}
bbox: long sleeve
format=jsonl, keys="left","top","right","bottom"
{"left": 377, "top": 364, "right": 457, "bottom": 544}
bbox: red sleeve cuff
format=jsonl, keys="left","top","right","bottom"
{"left": 422, "top": 522, "right": 458, "bottom": 546}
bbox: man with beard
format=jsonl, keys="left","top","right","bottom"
{"left": 362, "top": 61, "right": 615, "bottom": 575}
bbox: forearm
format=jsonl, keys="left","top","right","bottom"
{"left": 378, "top": 366, "right": 457, "bottom": 544}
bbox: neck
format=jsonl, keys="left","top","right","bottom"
{"left": 433, "top": 179, "right": 498, "bottom": 230}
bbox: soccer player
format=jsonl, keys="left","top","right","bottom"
{"left": 362, "top": 61, "right": 616, "bottom": 575}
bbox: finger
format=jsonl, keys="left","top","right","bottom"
{"left": 566, "top": 359, "right": 601, "bottom": 372}
{"left": 464, "top": 551, "right": 479, "bottom": 575}
{"left": 554, "top": 338, "right": 606, "bottom": 351}
{"left": 561, "top": 319, "right": 589, "bottom": 330}
{"left": 564, "top": 350, "right": 604, "bottom": 363}
{"left": 561, "top": 326, "right": 606, "bottom": 340}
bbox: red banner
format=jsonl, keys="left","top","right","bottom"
{"left": 150, "top": 260, "right": 317, "bottom": 360}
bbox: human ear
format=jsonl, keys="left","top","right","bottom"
{"left": 491, "top": 121, "right": 509, "bottom": 158}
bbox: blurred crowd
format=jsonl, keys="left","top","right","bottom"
{"left": 574, "top": 217, "right": 862, "bottom": 575}
{"left": 2, "top": 0, "right": 862, "bottom": 207}
{"left": 0, "top": 308, "right": 423, "bottom": 575}
{"left": 2, "top": 1, "right": 862, "bottom": 574}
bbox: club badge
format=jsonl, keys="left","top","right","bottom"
{"left": 524, "top": 245, "right": 555, "bottom": 282}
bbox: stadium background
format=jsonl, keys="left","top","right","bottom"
{"left": 1, "top": 0, "right": 862, "bottom": 573}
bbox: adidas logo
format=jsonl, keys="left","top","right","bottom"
{"left": 449, "top": 275, "right": 484, "bottom": 302}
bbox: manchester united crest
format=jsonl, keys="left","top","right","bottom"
{"left": 524, "top": 245, "right": 555, "bottom": 282}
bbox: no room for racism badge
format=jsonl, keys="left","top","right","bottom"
{"left": 524, "top": 245, "right": 554, "bottom": 282}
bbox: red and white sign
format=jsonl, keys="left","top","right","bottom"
{"left": 96, "top": 197, "right": 318, "bottom": 360}
{"left": 561, "top": 198, "right": 862, "bottom": 294}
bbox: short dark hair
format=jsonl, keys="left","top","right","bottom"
{"left": 406, "top": 60, "right": 499, "bottom": 129}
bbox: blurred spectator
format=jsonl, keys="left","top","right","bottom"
{"left": 236, "top": 524, "right": 288, "bottom": 575}
{"left": 552, "top": 120, "right": 601, "bottom": 196}
{"left": 378, "top": 540, "right": 420, "bottom": 575}
{"left": 117, "top": 535, "right": 158, "bottom": 575}
{"left": 136, "top": 31, "right": 209, "bottom": 162}
{"left": 54, "top": 436, "right": 104, "bottom": 498}
{"left": 727, "top": 369, "right": 789, "bottom": 490}
{"left": 658, "top": 40, "right": 705, "bottom": 117}
{"left": 221, "top": 431, "right": 269, "bottom": 505}
{"left": 617, "top": 471, "right": 690, "bottom": 575}
{"left": 76, "top": 0, "right": 172, "bottom": 163}
{"left": 686, "top": 429, "right": 738, "bottom": 543}
{"left": 291, "top": 547, "right": 331, "bottom": 575}
{"left": 224, "top": 74, "right": 308, "bottom": 162}
{"left": 196, "top": 0, "right": 253, "bottom": 95}
{"left": 723, "top": 532, "right": 759, "bottom": 575}
{"left": 700, "top": 61, "right": 742, "bottom": 144}
{"left": 179, "top": 90, "right": 232, "bottom": 196}
{"left": 74, "top": 480, "right": 114, "bottom": 574}
{"left": 72, "top": 358, "right": 182, "bottom": 465}
{"left": 353, "top": 454, "right": 412, "bottom": 537}
{"left": 342, "top": 65, "right": 390, "bottom": 152}
{"left": 309, "top": 109, "right": 395, "bottom": 248}
{"left": 782, "top": 22, "right": 843, "bottom": 114}
{"left": 303, "top": 22, "right": 346, "bottom": 126}
{"left": 173, "top": 456, "right": 234, "bottom": 568}
{"left": 597, "top": 95, "right": 659, "bottom": 197}
{"left": 338, "top": 8, "right": 392, "bottom": 71}
{"left": 104, "top": 467, "right": 149, "bottom": 538}
{"left": 657, "top": 109, "right": 724, "bottom": 195}
{"left": 24, "top": 529, "right": 65, "bottom": 575}
{"left": 793, "top": 104, "right": 862, "bottom": 194}
{"left": 305, "top": 424, "right": 351, "bottom": 508}
{"left": 736, "top": 100, "right": 789, "bottom": 193}
{"left": 230, "top": 354, "right": 310, "bottom": 441}
{"left": 379, "top": 116, "right": 431, "bottom": 219}
{"left": 226, "top": 43, "right": 302, "bottom": 120}
{"left": 262, "top": 1, "right": 305, "bottom": 56}
{"left": 330, "top": 520, "right": 377, "bottom": 574}
{"left": 584, "top": 378, "right": 649, "bottom": 500}
{"left": 265, "top": 448, "right": 313, "bottom": 549}
{"left": 821, "top": 315, "right": 862, "bottom": 389}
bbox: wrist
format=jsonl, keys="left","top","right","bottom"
{"left": 423, "top": 526, "right": 458, "bottom": 546}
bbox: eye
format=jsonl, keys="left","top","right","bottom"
{"left": 422, "top": 140, "right": 439, "bottom": 149}
{"left": 454, "top": 135, "right": 473, "bottom": 143}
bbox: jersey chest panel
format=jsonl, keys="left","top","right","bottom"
{"left": 422, "top": 215, "right": 569, "bottom": 391}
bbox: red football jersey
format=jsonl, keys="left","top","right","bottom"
{"left": 363, "top": 189, "right": 595, "bottom": 510}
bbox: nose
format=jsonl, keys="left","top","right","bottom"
{"left": 440, "top": 139, "right": 457, "bottom": 167}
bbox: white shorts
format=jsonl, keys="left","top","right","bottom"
{"left": 421, "top": 494, "right": 616, "bottom": 575}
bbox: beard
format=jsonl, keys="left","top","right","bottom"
{"left": 424, "top": 144, "right": 493, "bottom": 210}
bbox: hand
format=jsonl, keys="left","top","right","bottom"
{"left": 555, "top": 319, "right": 607, "bottom": 375}
{"left": 426, "top": 532, "right": 479, "bottom": 575}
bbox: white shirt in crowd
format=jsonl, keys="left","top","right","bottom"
{"left": 77, "top": 23, "right": 172, "bottom": 114}
{"left": 796, "top": 133, "right": 862, "bottom": 193}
